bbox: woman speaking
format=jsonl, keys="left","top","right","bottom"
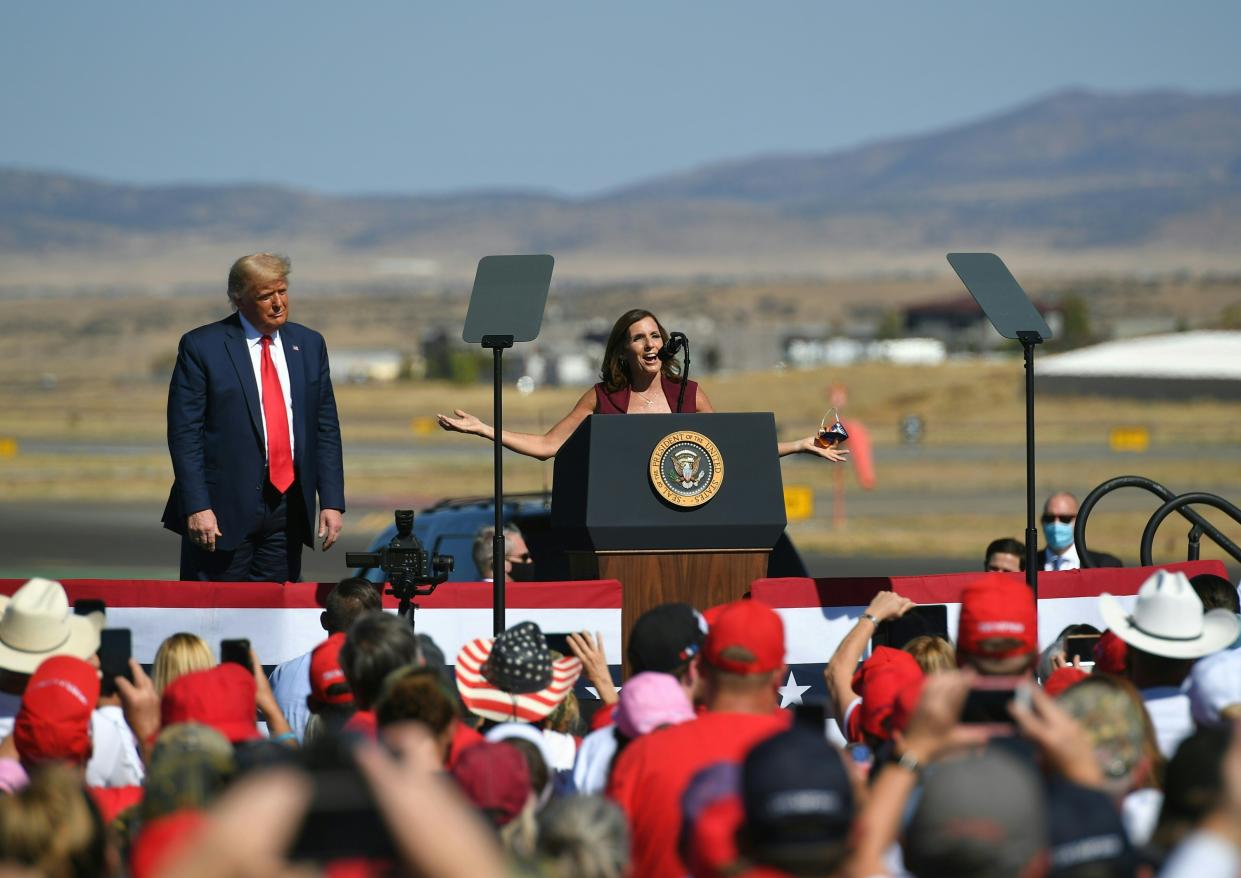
{"left": 437, "top": 309, "right": 849, "bottom": 464}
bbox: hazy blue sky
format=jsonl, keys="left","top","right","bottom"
{"left": 3, "top": 2, "right": 1239, "bottom": 195}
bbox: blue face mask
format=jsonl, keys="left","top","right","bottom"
{"left": 1044, "top": 520, "right": 1075, "bottom": 552}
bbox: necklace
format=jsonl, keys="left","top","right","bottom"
{"left": 633, "top": 386, "right": 660, "bottom": 408}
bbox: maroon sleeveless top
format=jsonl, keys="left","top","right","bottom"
{"left": 593, "top": 375, "right": 699, "bottom": 414}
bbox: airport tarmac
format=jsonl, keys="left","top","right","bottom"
{"left": 0, "top": 499, "right": 975, "bottom": 582}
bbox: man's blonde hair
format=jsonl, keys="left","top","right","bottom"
{"left": 227, "top": 253, "right": 291, "bottom": 307}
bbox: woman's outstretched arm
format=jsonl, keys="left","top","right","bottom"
{"left": 697, "top": 386, "right": 847, "bottom": 461}
{"left": 778, "top": 435, "right": 850, "bottom": 461}
{"left": 436, "top": 388, "right": 596, "bottom": 461}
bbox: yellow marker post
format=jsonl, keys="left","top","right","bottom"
{"left": 784, "top": 485, "right": 814, "bottom": 521}
{"left": 0, "top": 438, "right": 17, "bottom": 459}
{"left": 1109, "top": 427, "right": 1149, "bottom": 453}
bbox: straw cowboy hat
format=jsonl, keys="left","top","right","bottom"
{"left": 0, "top": 578, "right": 104, "bottom": 674}
{"left": 1099, "top": 569, "right": 1240, "bottom": 660}
{"left": 456, "top": 621, "right": 582, "bottom": 724}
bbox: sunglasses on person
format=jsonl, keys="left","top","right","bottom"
{"left": 1041, "top": 513, "right": 1076, "bottom": 524}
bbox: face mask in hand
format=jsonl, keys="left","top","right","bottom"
{"left": 1043, "top": 521, "right": 1075, "bottom": 553}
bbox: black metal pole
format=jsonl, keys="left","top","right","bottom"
{"left": 677, "top": 346, "right": 691, "bottom": 413}
{"left": 1188, "top": 524, "right": 1203, "bottom": 562}
{"left": 1018, "top": 332, "right": 1041, "bottom": 599}
{"left": 482, "top": 335, "right": 513, "bottom": 636}
{"left": 492, "top": 344, "right": 504, "bottom": 635}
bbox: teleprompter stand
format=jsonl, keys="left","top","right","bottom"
{"left": 462, "top": 255, "right": 554, "bottom": 635}
{"left": 947, "top": 253, "right": 1054, "bottom": 598}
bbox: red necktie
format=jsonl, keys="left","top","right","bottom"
{"left": 260, "top": 335, "right": 294, "bottom": 493}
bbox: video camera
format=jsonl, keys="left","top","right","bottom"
{"left": 346, "top": 510, "right": 453, "bottom": 613}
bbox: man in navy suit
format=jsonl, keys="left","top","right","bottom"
{"left": 163, "top": 253, "right": 345, "bottom": 581}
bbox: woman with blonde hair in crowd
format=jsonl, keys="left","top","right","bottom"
{"left": 902, "top": 635, "right": 955, "bottom": 675}
{"left": 152, "top": 632, "right": 216, "bottom": 695}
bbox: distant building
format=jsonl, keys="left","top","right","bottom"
{"left": 1038, "top": 331, "right": 1241, "bottom": 400}
{"left": 331, "top": 350, "right": 405, "bottom": 383}
{"left": 785, "top": 336, "right": 865, "bottom": 367}
{"left": 903, "top": 296, "right": 1063, "bottom": 350}
{"left": 868, "top": 338, "right": 946, "bottom": 366}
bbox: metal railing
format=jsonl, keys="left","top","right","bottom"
{"left": 1076, "top": 475, "right": 1241, "bottom": 568}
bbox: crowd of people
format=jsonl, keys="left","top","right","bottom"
{"left": 1, "top": 564, "right": 1239, "bottom": 878}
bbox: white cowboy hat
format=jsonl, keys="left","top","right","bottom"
{"left": 1099, "top": 569, "right": 1240, "bottom": 660}
{"left": 0, "top": 578, "right": 104, "bottom": 674}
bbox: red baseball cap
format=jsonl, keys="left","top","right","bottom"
{"left": 702, "top": 603, "right": 731, "bottom": 629}
{"left": 849, "top": 647, "right": 924, "bottom": 742}
{"left": 129, "top": 810, "right": 206, "bottom": 878}
{"left": 957, "top": 574, "right": 1038, "bottom": 660}
{"left": 1093, "top": 630, "right": 1128, "bottom": 676}
{"left": 14, "top": 654, "right": 100, "bottom": 765}
{"left": 308, "top": 632, "right": 352, "bottom": 709}
{"left": 450, "top": 741, "right": 531, "bottom": 827}
{"left": 1044, "top": 667, "right": 1089, "bottom": 698}
{"left": 703, "top": 600, "right": 785, "bottom": 675}
{"left": 161, "top": 664, "right": 260, "bottom": 743}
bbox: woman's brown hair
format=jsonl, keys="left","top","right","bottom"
{"left": 598, "top": 309, "right": 682, "bottom": 393}
{"left": 0, "top": 764, "right": 110, "bottom": 878}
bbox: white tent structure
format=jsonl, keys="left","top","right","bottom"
{"left": 1038, "top": 331, "right": 1241, "bottom": 400}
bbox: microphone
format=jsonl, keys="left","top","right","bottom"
{"left": 658, "top": 332, "right": 688, "bottom": 362}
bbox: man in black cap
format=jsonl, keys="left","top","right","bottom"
{"left": 1044, "top": 780, "right": 1138, "bottom": 878}
{"left": 684, "top": 726, "right": 856, "bottom": 877}
{"left": 570, "top": 602, "right": 705, "bottom": 794}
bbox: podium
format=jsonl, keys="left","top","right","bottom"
{"left": 552, "top": 413, "right": 787, "bottom": 671}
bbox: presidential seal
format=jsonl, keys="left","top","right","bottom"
{"left": 649, "top": 431, "right": 724, "bottom": 507}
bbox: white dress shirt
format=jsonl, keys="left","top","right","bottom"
{"left": 1043, "top": 543, "right": 1081, "bottom": 571}
{"left": 237, "top": 312, "right": 295, "bottom": 461}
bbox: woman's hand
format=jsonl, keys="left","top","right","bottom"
{"left": 436, "top": 409, "right": 487, "bottom": 437}
{"left": 567, "top": 631, "right": 618, "bottom": 705}
{"left": 357, "top": 724, "right": 510, "bottom": 878}
{"left": 865, "top": 589, "right": 916, "bottom": 624}
{"left": 778, "top": 435, "right": 851, "bottom": 461}
{"left": 116, "top": 658, "right": 161, "bottom": 761}
{"left": 800, "top": 435, "right": 850, "bottom": 461}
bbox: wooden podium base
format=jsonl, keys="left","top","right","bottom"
{"left": 570, "top": 549, "right": 769, "bottom": 676}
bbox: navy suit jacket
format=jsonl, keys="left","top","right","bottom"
{"left": 162, "top": 313, "right": 345, "bottom": 551}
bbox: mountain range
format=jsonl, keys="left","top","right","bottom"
{"left": 3, "top": 88, "right": 1240, "bottom": 288}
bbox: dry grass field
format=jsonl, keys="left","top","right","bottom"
{"left": 1, "top": 281, "right": 1239, "bottom": 569}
